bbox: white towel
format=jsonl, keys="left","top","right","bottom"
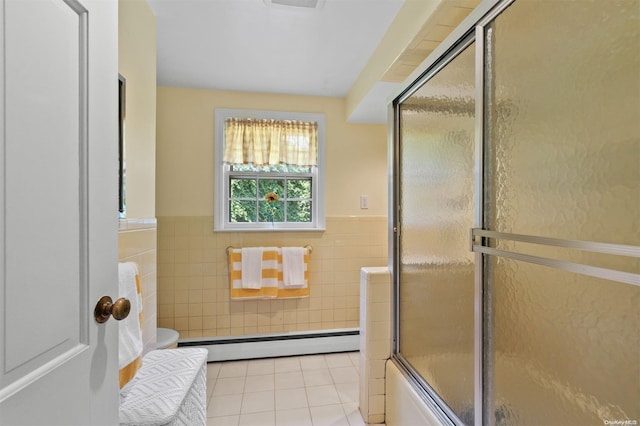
{"left": 118, "top": 262, "right": 143, "bottom": 381}
{"left": 282, "top": 247, "right": 306, "bottom": 287}
{"left": 241, "top": 247, "right": 263, "bottom": 289}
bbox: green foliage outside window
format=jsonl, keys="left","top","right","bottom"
{"left": 229, "top": 165, "right": 312, "bottom": 223}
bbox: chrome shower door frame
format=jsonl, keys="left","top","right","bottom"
{"left": 390, "top": 0, "right": 640, "bottom": 424}
{"left": 389, "top": 0, "right": 513, "bottom": 424}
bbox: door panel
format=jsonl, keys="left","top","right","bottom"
{"left": 489, "top": 258, "right": 639, "bottom": 424}
{"left": 397, "top": 41, "right": 476, "bottom": 424}
{"left": 393, "top": 0, "right": 640, "bottom": 425}
{"left": 0, "top": 0, "right": 119, "bottom": 424}
{"left": 487, "top": 0, "right": 640, "bottom": 245}
{"left": 485, "top": 0, "right": 640, "bottom": 423}
{"left": 5, "top": 0, "right": 84, "bottom": 376}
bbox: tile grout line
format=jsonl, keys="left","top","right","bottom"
{"left": 206, "top": 352, "right": 364, "bottom": 425}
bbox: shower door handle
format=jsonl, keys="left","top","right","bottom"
{"left": 94, "top": 296, "right": 131, "bottom": 323}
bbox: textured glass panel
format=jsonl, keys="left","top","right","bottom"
{"left": 486, "top": 0, "right": 640, "bottom": 424}
{"left": 488, "top": 0, "right": 640, "bottom": 246}
{"left": 398, "top": 42, "right": 476, "bottom": 423}
{"left": 488, "top": 256, "right": 640, "bottom": 425}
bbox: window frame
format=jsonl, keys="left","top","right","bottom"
{"left": 214, "top": 108, "right": 326, "bottom": 232}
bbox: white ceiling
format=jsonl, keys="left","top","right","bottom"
{"left": 147, "top": 0, "right": 405, "bottom": 122}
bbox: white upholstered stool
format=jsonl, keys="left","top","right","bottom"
{"left": 119, "top": 347, "right": 208, "bottom": 426}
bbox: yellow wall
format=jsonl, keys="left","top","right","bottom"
{"left": 118, "top": 0, "right": 157, "bottom": 350}
{"left": 155, "top": 87, "right": 390, "bottom": 339}
{"left": 347, "top": 0, "right": 440, "bottom": 117}
{"left": 119, "top": 0, "right": 156, "bottom": 219}
{"left": 156, "top": 87, "right": 388, "bottom": 217}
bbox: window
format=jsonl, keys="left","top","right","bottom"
{"left": 214, "top": 108, "right": 325, "bottom": 231}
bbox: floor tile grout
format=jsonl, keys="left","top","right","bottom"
{"left": 206, "top": 351, "right": 372, "bottom": 426}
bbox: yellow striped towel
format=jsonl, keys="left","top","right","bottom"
{"left": 228, "top": 247, "right": 310, "bottom": 299}
{"left": 118, "top": 262, "right": 143, "bottom": 388}
{"left": 229, "top": 247, "right": 279, "bottom": 299}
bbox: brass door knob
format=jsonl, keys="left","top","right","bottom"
{"left": 94, "top": 296, "right": 131, "bottom": 323}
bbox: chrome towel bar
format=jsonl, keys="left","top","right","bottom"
{"left": 226, "top": 245, "right": 313, "bottom": 256}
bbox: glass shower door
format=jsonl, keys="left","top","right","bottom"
{"left": 483, "top": 0, "right": 640, "bottom": 424}
{"left": 397, "top": 40, "right": 477, "bottom": 424}
{"left": 393, "top": 0, "right": 640, "bottom": 425}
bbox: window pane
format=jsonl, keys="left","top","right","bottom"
{"left": 215, "top": 109, "right": 324, "bottom": 231}
{"left": 230, "top": 200, "right": 257, "bottom": 222}
{"left": 259, "top": 200, "right": 284, "bottom": 222}
{"left": 258, "top": 179, "right": 285, "bottom": 199}
{"left": 230, "top": 177, "right": 256, "bottom": 198}
{"left": 286, "top": 200, "right": 312, "bottom": 222}
{"left": 231, "top": 164, "right": 311, "bottom": 173}
{"left": 283, "top": 165, "right": 311, "bottom": 173}
{"left": 398, "top": 41, "right": 476, "bottom": 424}
{"left": 287, "top": 178, "right": 311, "bottom": 199}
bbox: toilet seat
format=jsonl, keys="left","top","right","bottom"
{"left": 157, "top": 327, "right": 179, "bottom": 349}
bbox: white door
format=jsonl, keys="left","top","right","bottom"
{"left": 0, "top": 0, "right": 119, "bottom": 424}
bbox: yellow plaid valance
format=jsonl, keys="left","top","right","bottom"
{"left": 223, "top": 118, "right": 318, "bottom": 167}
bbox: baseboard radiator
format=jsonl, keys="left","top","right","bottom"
{"left": 178, "top": 328, "right": 360, "bottom": 362}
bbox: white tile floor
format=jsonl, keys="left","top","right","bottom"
{"left": 206, "top": 352, "right": 378, "bottom": 426}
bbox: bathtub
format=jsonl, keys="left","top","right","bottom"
{"left": 387, "top": 353, "right": 634, "bottom": 425}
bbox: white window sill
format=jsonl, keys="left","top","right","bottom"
{"left": 214, "top": 227, "right": 326, "bottom": 233}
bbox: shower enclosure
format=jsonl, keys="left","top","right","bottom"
{"left": 390, "top": 0, "right": 640, "bottom": 424}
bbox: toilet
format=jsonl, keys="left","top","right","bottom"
{"left": 156, "top": 328, "right": 179, "bottom": 349}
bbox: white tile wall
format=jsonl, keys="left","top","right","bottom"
{"left": 385, "top": 361, "right": 443, "bottom": 426}
{"left": 157, "top": 216, "right": 387, "bottom": 339}
{"left": 359, "top": 267, "right": 391, "bottom": 424}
